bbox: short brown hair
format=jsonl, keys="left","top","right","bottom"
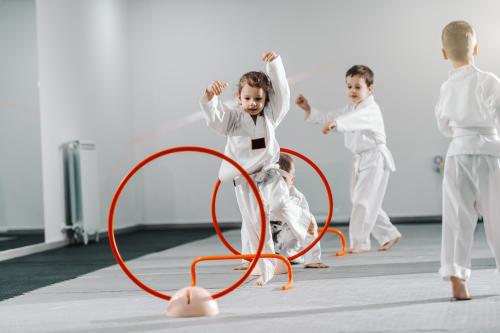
{"left": 278, "top": 153, "right": 294, "bottom": 173}
{"left": 441, "top": 20, "right": 476, "bottom": 61}
{"left": 345, "top": 65, "right": 374, "bottom": 87}
{"left": 238, "top": 71, "right": 273, "bottom": 106}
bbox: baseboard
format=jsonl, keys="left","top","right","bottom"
{"left": 134, "top": 215, "right": 444, "bottom": 230}
{"left": 0, "top": 239, "right": 69, "bottom": 262}
{"left": 0, "top": 229, "right": 45, "bottom": 235}
{"left": 390, "top": 215, "right": 442, "bottom": 224}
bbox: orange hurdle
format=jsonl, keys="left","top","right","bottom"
{"left": 317, "top": 227, "right": 346, "bottom": 256}
{"left": 191, "top": 254, "right": 293, "bottom": 292}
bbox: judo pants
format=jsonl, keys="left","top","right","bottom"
{"left": 349, "top": 151, "right": 401, "bottom": 250}
{"left": 236, "top": 172, "right": 288, "bottom": 283}
{"left": 440, "top": 154, "right": 500, "bottom": 281}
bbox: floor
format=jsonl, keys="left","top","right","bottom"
{"left": 0, "top": 228, "right": 222, "bottom": 301}
{"left": 0, "top": 223, "right": 499, "bottom": 333}
{"left": 0, "top": 233, "right": 44, "bottom": 251}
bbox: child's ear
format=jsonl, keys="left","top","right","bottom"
{"left": 441, "top": 48, "right": 449, "bottom": 60}
{"left": 473, "top": 44, "right": 478, "bottom": 56}
{"left": 235, "top": 92, "right": 242, "bottom": 104}
{"left": 368, "top": 85, "right": 374, "bottom": 94}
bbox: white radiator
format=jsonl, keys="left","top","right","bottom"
{"left": 62, "top": 140, "right": 101, "bottom": 244}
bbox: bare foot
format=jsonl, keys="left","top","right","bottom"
{"left": 379, "top": 236, "right": 401, "bottom": 251}
{"left": 346, "top": 247, "right": 369, "bottom": 254}
{"left": 304, "top": 262, "right": 330, "bottom": 268}
{"left": 233, "top": 263, "right": 249, "bottom": 270}
{"left": 450, "top": 276, "right": 471, "bottom": 300}
{"left": 254, "top": 279, "right": 265, "bottom": 286}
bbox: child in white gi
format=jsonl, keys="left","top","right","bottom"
{"left": 296, "top": 65, "right": 401, "bottom": 254}
{"left": 271, "top": 153, "right": 329, "bottom": 268}
{"left": 201, "top": 52, "right": 302, "bottom": 285}
{"left": 436, "top": 20, "right": 500, "bottom": 300}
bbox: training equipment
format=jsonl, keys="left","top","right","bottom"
{"left": 108, "top": 146, "right": 271, "bottom": 317}
{"left": 210, "top": 147, "right": 345, "bottom": 260}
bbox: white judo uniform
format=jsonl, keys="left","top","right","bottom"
{"left": 435, "top": 64, "right": 500, "bottom": 281}
{"left": 271, "top": 185, "right": 323, "bottom": 264}
{"left": 306, "top": 95, "right": 401, "bottom": 250}
{"left": 200, "top": 56, "right": 304, "bottom": 283}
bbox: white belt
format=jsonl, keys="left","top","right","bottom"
{"left": 453, "top": 127, "right": 498, "bottom": 137}
{"left": 233, "top": 164, "right": 284, "bottom": 187}
{"left": 353, "top": 144, "right": 396, "bottom": 172}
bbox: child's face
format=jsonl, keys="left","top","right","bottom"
{"left": 238, "top": 84, "right": 266, "bottom": 116}
{"left": 284, "top": 163, "right": 296, "bottom": 189}
{"left": 346, "top": 75, "right": 373, "bottom": 104}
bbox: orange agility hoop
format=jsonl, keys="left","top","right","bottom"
{"left": 211, "top": 147, "right": 334, "bottom": 261}
{"left": 108, "top": 146, "right": 267, "bottom": 301}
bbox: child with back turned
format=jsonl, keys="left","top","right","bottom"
{"left": 436, "top": 20, "right": 500, "bottom": 300}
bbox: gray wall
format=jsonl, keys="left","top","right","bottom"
{"left": 128, "top": 0, "right": 500, "bottom": 224}
{"left": 0, "top": 0, "right": 44, "bottom": 231}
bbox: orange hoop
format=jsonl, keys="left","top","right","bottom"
{"left": 211, "top": 147, "right": 334, "bottom": 261}
{"left": 108, "top": 146, "right": 267, "bottom": 301}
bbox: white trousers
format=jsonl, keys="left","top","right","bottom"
{"left": 349, "top": 152, "right": 401, "bottom": 250}
{"left": 272, "top": 217, "right": 322, "bottom": 264}
{"left": 440, "top": 155, "right": 500, "bottom": 281}
{"left": 236, "top": 171, "right": 299, "bottom": 283}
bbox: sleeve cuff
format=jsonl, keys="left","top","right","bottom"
{"left": 334, "top": 119, "right": 344, "bottom": 132}
{"left": 200, "top": 93, "right": 218, "bottom": 108}
{"left": 266, "top": 55, "right": 283, "bottom": 73}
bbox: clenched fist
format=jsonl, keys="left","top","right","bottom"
{"left": 296, "top": 94, "right": 311, "bottom": 113}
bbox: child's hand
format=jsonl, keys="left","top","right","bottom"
{"left": 307, "top": 221, "right": 315, "bottom": 236}
{"left": 206, "top": 80, "right": 228, "bottom": 101}
{"left": 262, "top": 51, "right": 278, "bottom": 63}
{"left": 322, "top": 121, "right": 337, "bottom": 134}
{"left": 295, "top": 94, "right": 311, "bottom": 113}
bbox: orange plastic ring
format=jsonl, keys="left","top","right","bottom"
{"left": 211, "top": 147, "right": 333, "bottom": 261}
{"left": 108, "top": 146, "right": 266, "bottom": 300}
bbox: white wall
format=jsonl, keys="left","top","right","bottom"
{"left": 30, "top": 0, "right": 500, "bottom": 238}
{"left": 0, "top": 0, "right": 44, "bottom": 231}
{"left": 127, "top": 0, "right": 500, "bottom": 224}
{"left": 37, "top": 0, "right": 142, "bottom": 242}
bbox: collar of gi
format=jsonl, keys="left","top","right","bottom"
{"left": 448, "top": 64, "right": 476, "bottom": 80}
{"left": 353, "top": 94, "right": 375, "bottom": 110}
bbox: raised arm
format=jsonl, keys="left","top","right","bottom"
{"left": 297, "top": 95, "right": 337, "bottom": 123}
{"left": 297, "top": 94, "right": 342, "bottom": 134}
{"left": 200, "top": 80, "right": 243, "bottom": 136}
{"left": 333, "top": 104, "right": 380, "bottom": 133}
{"left": 264, "top": 51, "right": 290, "bottom": 126}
